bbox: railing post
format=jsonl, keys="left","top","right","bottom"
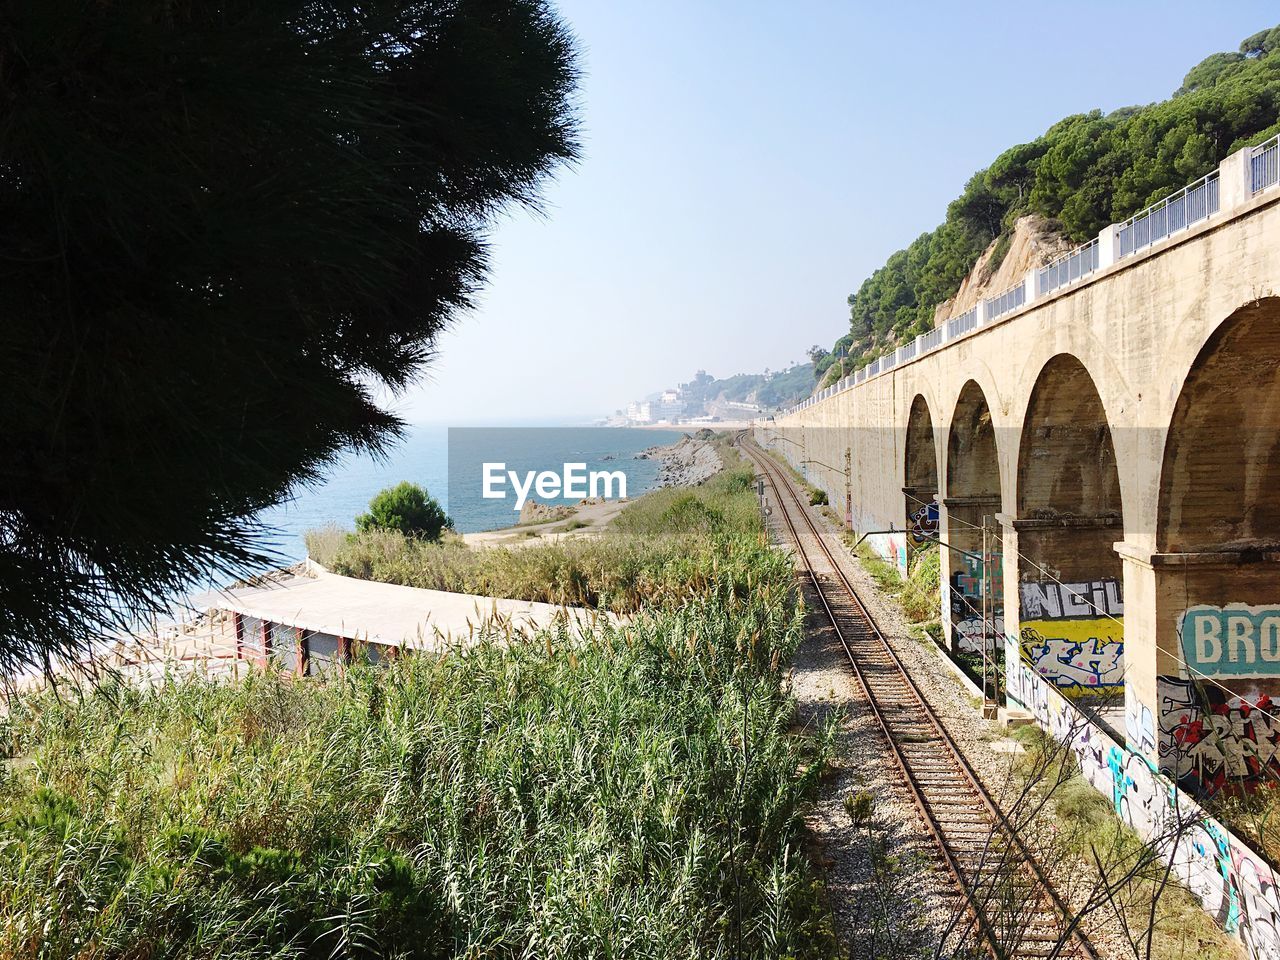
{"left": 974, "top": 299, "right": 987, "bottom": 327}
{"left": 1096, "top": 222, "right": 1120, "bottom": 271}
{"left": 1023, "top": 267, "right": 1038, "bottom": 307}
{"left": 1218, "top": 146, "right": 1253, "bottom": 211}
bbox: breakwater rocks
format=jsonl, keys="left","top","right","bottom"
{"left": 639, "top": 434, "right": 722, "bottom": 487}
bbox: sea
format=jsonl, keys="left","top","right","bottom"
{"left": 255, "top": 425, "right": 685, "bottom": 563}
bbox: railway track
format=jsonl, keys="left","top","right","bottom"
{"left": 740, "top": 436, "right": 1099, "bottom": 960}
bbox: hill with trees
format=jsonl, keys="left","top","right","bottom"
{"left": 677, "top": 352, "right": 823, "bottom": 415}
{"left": 818, "top": 23, "right": 1280, "bottom": 387}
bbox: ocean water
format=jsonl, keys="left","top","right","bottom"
{"left": 256, "top": 425, "right": 684, "bottom": 562}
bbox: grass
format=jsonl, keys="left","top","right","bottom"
{"left": 0, "top": 593, "right": 833, "bottom": 958}
{"left": 309, "top": 461, "right": 776, "bottom": 615}
{"left": 0, "top": 446, "right": 839, "bottom": 958}
{"left": 852, "top": 542, "right": 938, "bottom": 625}
{"left": 1009, "top": 725, "right": 1242, "bottom": 960}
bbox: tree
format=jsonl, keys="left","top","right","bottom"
{"left": 356, "top": 482, "right": 452, "bottom": 541}
{"left": 806, "top": 344, "right": 829, "bottom": 364}
{"left": 822, "top": 21, "right": 1280, "bottom": 384}
{"left": 0, "top": 1, "right": 579, "bottom": 677}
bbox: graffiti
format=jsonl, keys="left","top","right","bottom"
{"left": 1181, "top": 605, "right": 1280, "bottom": 678}
{"left": 1020, "top": 578, "right": 1123, "bottom": 620}
{"left": 907, "top": 502, "right": 939, "bottom": 546}
{"left": 893, "top": 534, "right": 907, "bottom": 577}
{"left": 860, "top": 529, "right": 911, "bottom": 583}
{"left": 955, "top": 615, "right": 1005, "bottom": 653}
{"left": 1011, "top": 662, "right": 1280, "bottom": 959}
{"left": 1021, "top": 623, "right": 1124, "bottom": 693}
{"left": 1018, "top": 578, "right": 1123, "bottom": 695}
{"left": 949, "top": 551, "right": 1004, "bottom": 654}
{"left": 1126, "top": 697, "right": 1156, "bottom": 755}
{"left": 1158, "top": 675, "right": 1280, "bottom": 794}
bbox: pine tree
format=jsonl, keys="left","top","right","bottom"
{"left": 0, "top": 0, "right": 579, "bottom": 676}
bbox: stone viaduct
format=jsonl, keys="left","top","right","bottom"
{"left": 758, "top": 139, "right": 1280, "bottom": 796}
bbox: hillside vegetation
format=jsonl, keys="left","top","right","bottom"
{"left": 678, "top": 363, "right": 816, "bottom": 415}
{"left": 817, "top": 24, "right": 1280, "bottom": 387}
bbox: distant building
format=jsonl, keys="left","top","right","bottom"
{"left": 651, "top": 390, "right": 684, "bottom": 423}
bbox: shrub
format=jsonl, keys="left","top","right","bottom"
{"left": 0, "top": 580, "right": 834, "bottom": 958}
{"left": 899, "top": 544, "right": 940, "bottom": 622}
{"left": 356, "top": 482, "right": 453, "bottom": 541}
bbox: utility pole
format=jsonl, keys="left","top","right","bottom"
{"left": 981, "top": 515, "right": 998, "bottom": 719}
{"left": 844, "top": 446, "right": 852, "bottom": 530}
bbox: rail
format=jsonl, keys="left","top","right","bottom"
{"left": 1117, "top": 171, "right": 1219, "bottom": 258}
{"left": 742, "top": 438, "right": 1099, "bottom": 960}
{"left": 1038, "top": 238, "right": 1098, "bottom": 295}
{"left": 781, "top": 145, "right": 1269, "bottom": 417}
{"left": 946, "top": 305, "right": 978, "bottom": 340}
{"left": 984, "top": 282, "right": 1026, "bottom": 321}
{"left": 1254, "top": 135, "right": 1279, "bottom": 195}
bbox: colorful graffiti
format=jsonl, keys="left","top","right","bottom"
{"left": 907, "top": 502, "right": 939, "bottom": 546}
{"left": 1020, "top": 578, "right": 1122, "bottom": 620}
{"left": 1125, "top": 696, "right": 1156, "bottom": 755}
{"left": 1181, "top": 605, "right": 1280, "bottom": 678}
{"left": 865, "top": 530, "right": 909, "bottom": 579}
{"left": 1018, "top": 579, "right": 1123, "bottom": 695}
{"left": 1158, "top": 675, "right": 1280, "bottom": 794}
{"left": 949, "top": 551, "right": 1004, "bottom": 654}
{"left": 1009, "top": 661, "right": 1280, "bottom": 960}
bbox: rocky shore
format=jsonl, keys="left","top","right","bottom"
{"left": 638, "top": 432, "right": 722, "bottom": 487}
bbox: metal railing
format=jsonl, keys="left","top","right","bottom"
{"left": 946, "top": 306, "right": 978, "bottom": 341}
{"left": 1253, "top": 135, "right": 1279, "bottom": 195}
{"left": 779, "top": 146, "right": 1268, "bottom": 418}
{"left": 1117, "top": 171, "right": 1219, "bottom": 258}
{"left": 1037, "top": 237, "right": 1099, "bottom": 296}
{"left": 984, "top": 282, "right": 1026, "bottom": 321}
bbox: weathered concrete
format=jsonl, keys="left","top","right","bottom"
{"left": 760, "top": 147, "right": 1280, "bottom": 798}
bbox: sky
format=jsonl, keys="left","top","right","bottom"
{"left": 395, "top": 0, "right": 1278, "bottom": 426}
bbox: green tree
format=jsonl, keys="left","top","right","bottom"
{"left": 0, "top": 0, "right": 578, "bottom": 676}
{"left": 820, "top": 21, "right": 1280, "bottom": 391}
{"left": 356, "top": 482, "right": 453, "bottom": 541}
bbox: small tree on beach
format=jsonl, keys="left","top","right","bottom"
{"left": 357, "top": 483, "right": 453, "bottom": 542}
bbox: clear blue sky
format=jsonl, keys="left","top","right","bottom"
{"left": 396, "top": 1, "right": 1277, "bottom": 425}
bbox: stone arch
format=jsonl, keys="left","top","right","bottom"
{"left": 947, "top": 380, "right": 1001, "bottom": 501}
{"left": 1018, "top": 354, "right": 1121, "bottom": 521}
{"left": 942, "top": 380, "right": 1003, "bottom": 660}
{"left": 904, "top": 394, "right": 939, "bottom": 547}
{"left": 1158, "top": 298, "right": 1280, "bottom": 553}
{"left": 1014, "top": 354, "right": 1125, "bottom": 703}
{"left": 1151, "top": 298, "right": 1280, "bottom": 792}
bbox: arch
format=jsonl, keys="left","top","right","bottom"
{"left": 1013, "top": 354, "right": 1125, "bottom": 702}
{"left": 1151, "top": 298, "right": 1280, "bottom": 792}
{"left": 947, "top": 380, "right": 1000, "bottom": 500}
{"left": 1158, "top": 298, "right": 1280, "bottom": 553}
{"left": 942, "top": 380, "right": 1003, "bottom": 662}
{"left": 1017, "top": 354, "right": 1121, "bottom": 520}
{"left": 904, "top": 394, "right": 939, "bottom": 544}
